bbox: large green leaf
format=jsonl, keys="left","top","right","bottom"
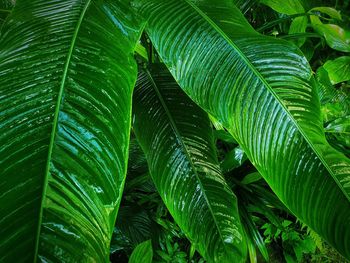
{"left": 134, "top": 0, "right": 350, "bottom": 258}
{"left": 132, "top": 66, "right": 246, "bottom": 262}
{"left": 0, "top": 0, "right": 143, "bottom": 261}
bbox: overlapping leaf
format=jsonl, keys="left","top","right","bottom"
{"left": 132, "top": 66, "right": 246, "bottom": 262}
{"left": 134, "top": 0, "right": 350, "bottom": 258}
{"left": 0, "top": 0, "right": 143, "bottom": 261}
{"left": 129, "top": 240, "right": 153, "bottom": 263}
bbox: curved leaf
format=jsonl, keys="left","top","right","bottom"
{"left": 132, "top": 66, "right": 246, "bottom": 262}
{"left": 129, "top": 240, "right": 153, "bottom": 263}
{"left": 323, "top": 56, "right": 350, "bottom": 85}
{"left": 310, "top": 15, "right": 350, "bottom": 52}
{"left": 260, "top": 0, "right": 304, "bottom": 15}
{"left": 134, "top": 0, "right": 350, "bottom": 258}
{"left": 260, "top": 0, "right": 307, "bottom": 46}
{"left": 0, "top": 0, "right": 143, "bottom": 261}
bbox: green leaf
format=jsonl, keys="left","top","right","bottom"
{"left": 289, "top": 16, "right": 308, "bottom": 47}
{"left": 325, "top": 116, "right": 350, "bottom": 150}
{"left": 116, "top": 205, "right": 152, "bottom": 246}
{"left": 260, "top": 0, "right": 307, "bottom": 46}
{"left": 246, "top": 234, "right": 257, "bottom": 263}
{"left": 0, "top": 1, "right": 143, "bottom": 261}
{"left": 316, "top": 67, "right": 350, "bottom": 122}
{"left": 232, "top": 0, "right": 259, "bottom": 14}
{"left": 135, "top": 0, "right": 350, "bottom": 259}
{"left": 310, "top": 15, "right": 350, "bottom": 52}
{"left": 240, "top": 205, "right": 269, "bottom": 261}
{"left": 221, "top": 146, "right": 247, "bottom": 172}
{"left": 132, "top": 65, "right": 246, "bottom": 262}
{"left": 324, "top": 56, "right": 350, "bottom": 85}
{"left": 129, "top": 240, "right": 153, "bottom": 263}
{"left": 260, "top": 0, "right": 305, "bottom": 15}
{"left": 309, "top": 7, "right": 342, "bottom": 20}
{"left": 241, "top": 172, "right": 262, "bottom": 185}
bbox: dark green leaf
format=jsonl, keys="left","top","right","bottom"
{"left": 133, "top": 66, "right": 246, "bottom": 262}
{"left": 0, "top": 1, "right": 143, "bottom": 261}
{"left": 241, "top": 172, "right": 262, "bottom": 185}
{"left": 221, "top": 146, "right": 247, "bottom": 172}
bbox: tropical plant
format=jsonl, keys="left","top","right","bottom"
{"left": 0, "top": 0, "right": 350, "bottom": 262}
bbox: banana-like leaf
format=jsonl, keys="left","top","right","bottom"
{"left": 132, "top": 66, "right": 246, "bottom": 262}
{"left": 134, "top": 0, "right": 350, "bottom": 258}
{"left": 0, "top": 0, "right": 143, "bottom": 261}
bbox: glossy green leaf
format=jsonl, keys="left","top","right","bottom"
{"left": 240, "top": 205, "right": 269, "bottom": 262}
{"left": 116, "top": 205, "right": 152, "bottom": 247}
{"left": 309, "top": 7, "right": 342, "bottom": 20}
{"left": 325, "top": 116, "right": 350, "bottom": 152}
{"left": 241, "top": 172, "right": 262, "bottom": 185}
{"left": 129, "top": 240, "right": 153, "bottom": 263}
{"left": 132, "top": 66, "right": 246, "bottom": 262}
{"left": 289, "top": 16, "right": 308, "bottom": 47}
{"left": 245, "top": 234, "right": 257, "bottom": 263}
{"left": 0, "top": 0, "right": 143, "bottom": 261}
{"left": 260, "top": 0, "right": 307, "bottom": 46}
{"left": 260, "top": 0, "right": 304, "bottom": 15}
{"left": 316, "top": 67, "right": 350, "bottom": 122}
{"left": 311, "top": 15, "right": 350, "bottom": 52}
{"left": 221, "top": 146, "right": 247, "bottom": 172}
{"left": 135, "top": 0, "right": 350, "bottom": 258}
{"left": 324, "top": 56, "right": 350, "bottom": 84}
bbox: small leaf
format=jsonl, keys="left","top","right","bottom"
{"left": 289, "top": 16, "right": 308, "bottom": 47}
{"left": 325, "top": 115, "right": 350, "bottom": 150}
{"left": 241, "top": 172, "right": 262, "bottom": 185}
{"left": 324, "top": 56, "right": 350, "bottom": 84}
{"left": 221, "top": 146, "right": 247, "bottom": 172}
{"left": 310, "top": 7, "right": 342, "bottom": 20}
{"left": 311, "top": 15, "right": 350, "bottom": 52}
{"left": 260, "top": 0, "right": 304, "bottom": 15}
{"left": 129, "top": 240, "right": 153, "bottom": 263}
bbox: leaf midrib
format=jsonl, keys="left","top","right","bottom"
{"left": 145, "top": 69, "right": 231, "bottom": 256}
{"left": 33, "top": 0, "right": 92, "bottom": 260}
{"left": 184, "top": 0, "right": 350, "bottom": 201}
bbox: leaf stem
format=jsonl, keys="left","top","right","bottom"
{"left": 279, "top": 33, "right": 322, "bottom": 40}
{"left": 257, "top": 13, "right": 309, "bottom": 32}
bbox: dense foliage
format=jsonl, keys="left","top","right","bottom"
{"left": 0, "top": 0, "right": 349, "bottom": 262}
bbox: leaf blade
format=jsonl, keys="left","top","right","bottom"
{"left": 132, "top": 65, "right": 247, "bottom": 262}
{"left": 135, "top": 0, "right": 350, "bottom": 258}
{"left": 0, "top": 0, "right": 143, "bottom": 261}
